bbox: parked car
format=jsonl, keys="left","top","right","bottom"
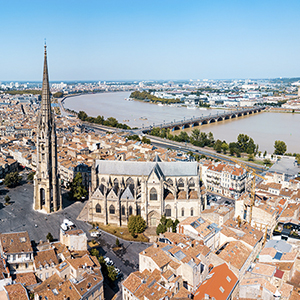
{"left": 216, "top": 196, "right": 221, "bottom": 200}
{"left": 104, "top": 257, "right": 114, "bottom": 265}
{"left": 90, "top": 231, "right": 101, "bottom": 237}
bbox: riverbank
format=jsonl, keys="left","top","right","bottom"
{"left": 62, "top": 92, "right": 300, "bottom": 153}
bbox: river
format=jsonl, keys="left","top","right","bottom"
{"left": 63, "top": 91, "right": 300, "bottom": 154}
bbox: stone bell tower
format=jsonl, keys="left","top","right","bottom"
{"left": 33, "top": 44, "right": 62, "bottom": 213}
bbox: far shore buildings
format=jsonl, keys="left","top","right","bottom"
{"left": 89, "top": 158, "right": 207, "bottom": 227}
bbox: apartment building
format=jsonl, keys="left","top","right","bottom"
{"left": 0, "top": 231, "right": 34, "bottom": 274}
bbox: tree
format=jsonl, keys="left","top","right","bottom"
{"left": 221, "top": 142, "right": 229, "bottom": 154}
{"left": 263, "top": 158, "right": 272, "bottom": 166}
{"left": 78, "top": 111, "right": 88, "bottom": 121}
{"left": 105, "top": 117, "right": 118, "bottom": 127}
{"left": 46, "top": 232, "right": 54, "bottom": 242}
{"left": 27, "top": 171, "right": 35, "bottom": 182}
{"left": 156, "top": 223, "right": 166, "bottom": 235}
{"left": 4, "top": 172, "right": 22, "bottom": 188}
{"left": 274, "top": 140, "right": 287, "bottom": 155}
{"left": 263, "top": 150, "right": 267, "bottom": 158}
{"left": 107, "top": 265, "right": 118, "bottom": 282}
{"left": 127, "top": 215, "right": 146, "bottom": 235}
{"left": 141, "top": 136, "right": 151, "bottom": 144}
{"left": 53, "top": 92, "right": 63, "bottom": 98}
{"left": 248, "top": 154, "right": 254, "bottom": 161}
{"left": 90, "top": 248, "right": 100, "bottom": 258}
{"left": 214, "top": 139, "right": 222, "bottom": 153}
{"left": 69, "top": 172, "right": 87, "bottom": 200}
{"left": 4, "top": 195, "right": 10, "bottom": 205}
{"left": 116, "top": 238, "right": 120, "bottom": 247}
{"left": 166, "top": 219, "right": 173, "bottom": 230}
{"left": 191, "top": 129, "right": 200, "bottom": 142}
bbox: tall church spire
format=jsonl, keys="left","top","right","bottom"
{"left": 41, "top": 44, "right": 51, "bottom": 125}
{"left": 34, "top": 45, "right": 62, "bottom": 213}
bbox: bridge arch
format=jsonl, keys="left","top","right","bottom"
{"left": 224, "top": 115, "right": 230, "bottom": 120}
{"left": 182, "top": 124, "right": 190, "bottom": 129}
{"left": 231, "top": 114, "right": 236, "bottom": 118}
{"left": 209, "top": 119, "right": 216, "bottom": 124}
{"left": 217, "top": 117, "right": 223, "bottom": 122}
{"left": 193, "top": 122, "right": 199, "bottom": 127}
{"left": 237, "top": 113, "right": 242, "bottom": 117}
{"left": 173, "top": 126, "right": 180, "bottom": 131}
{"left": 201, "top": 120, "right": 208, "bottom": 125}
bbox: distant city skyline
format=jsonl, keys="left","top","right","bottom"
{"left": 1, "top": 0, "right": 300, "bottom": 81}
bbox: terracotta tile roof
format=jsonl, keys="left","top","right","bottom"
{"left": 279, "top": 283, "right": 293, "bottom": 298}
{"left": 66, "top": 254, "right": 96, "bottom": 270}
{"left": 177, "top": 191, "right": 186, "bottom": 199}
{"left": 0, "top": 231, "right": 33, "bottom": 254}
{"left": 65, "top": 229, "right": 85, "bottom": 236}
{"left": 72, "top": 271, "right": 103, "bottom": 296}
{"left": 14, "top": 272, "right": 37, "bottom": 287}
{"left": 222, "top": 219, "right": 263, "bottom": 248}
{"left": 240, "top": 277, "right": 276, "bottom": 294}
{"left": 34, "top": 249, "right": 59, "bottom": 268}
{"left": 141, "top": 244, "right": 171, "bottom": 268}
{"left": 37, "top": 278, "right": 81, "bottom": 300}
{"left": 189, "top": 190, "right": 198, "bottom": 199}
{"left": 165, "top": 191, "right": 175, "bottom": 200}
{"left": 4, "top": 283, "right": 29, "bottom": 300}
{"left": 251, "top": 262, "right": 276, "bottom": 277}
{"left": 194, "top": 263, "right": 238, "bottom": 300}
{"left": 216, "top": 241, "right": 251, "bottom": 270}
{"left": 33, "top": 273, "right": 64, "bottom": 294}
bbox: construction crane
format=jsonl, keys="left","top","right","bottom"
{"left": 229, "top": 158, "right": 266, "bottom": 225}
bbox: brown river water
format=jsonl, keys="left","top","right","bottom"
{"left": 64, "top": 91, "right": 300, "bottom": 154}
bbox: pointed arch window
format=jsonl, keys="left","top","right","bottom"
{"left": 109, "top": 205, "right": 115, "bottom": 214}
{"left": 167, "top": 178, "right": 173, "bottom": 186}
{"left": 190, "top": 207, "right": 194, "bottom": 216}
{"left": 113, "top": 178, "right": 119, "bottom": 187}
{"left": 181, "top": 208, "right": 184, "bottom": 217}
{"left": 137, "top": 205, "right": 141, "bottom": 216}
{"left": 165, "top": 205, "right": 171, "bottom": 217}
{"left": 189, "top": 178, "right": 195, "bottom": 187}
{"left": 121, "top": 205, "right": 125, "bottom": 216}
{"left": 95, "top": 204, "right": 101, "bottom": 213}
{"left": 178, "top": 178, "right": 184, "bottom": 188}
{"left": 150, "top": 188, "right": 157, "bottom": 201}
{"left": 129, "top": 206, "right": 133, "bottom": 215}
{"left": 126, "top": 177, "right": 134, "bottom": 188}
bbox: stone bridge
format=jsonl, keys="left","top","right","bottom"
{"left": 141, "top": 107, "right": 265, "bottom": 133}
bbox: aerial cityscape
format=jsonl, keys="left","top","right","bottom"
{"left": 1, "top": 1, "right": 300, "bottom": 300}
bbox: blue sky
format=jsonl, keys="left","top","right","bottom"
{"left": 1, "top": 0, "right": 300, "bottom": 81}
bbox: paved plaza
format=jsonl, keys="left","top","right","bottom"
{"left": 0, "top": 182, "right": 91, "bottom": 242}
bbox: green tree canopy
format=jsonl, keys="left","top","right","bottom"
{"left": 69, "top": 172, "right": 87, "bottom": 200}
{"left": 46, "top": 232, "right": 54, "bottom": 242}
{"left": 53, "top": 92, "right": 64, "bottom": 98}
{"left": 127, "top": 215, "right": 146, "bottom": 234}
{"left": 274, "top": 140, "right": 287, "bottom": 155}
{"left": 27, "top": 171, "right": 35, "bottom": 182}
{"left": 4, "top": 172, "right": 22, "bottom": 188}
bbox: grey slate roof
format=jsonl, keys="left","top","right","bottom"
{"left": 121, "top": 186, "right": 134, "bottom": 200}
{"left": 264, "top": 240, "right": 292, "bottom": 253}
{"left": 95, "top": 160, "right": 198, "bottom": 177}
{"left": 269, "top": 157, "right": 300, "bottom": 177}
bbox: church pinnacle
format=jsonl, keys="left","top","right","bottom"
{"left": 33, "top": 45, "right": 62, "bottom": 213}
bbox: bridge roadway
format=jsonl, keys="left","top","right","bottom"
{"left": 141, "top": 106, "right": 265, "bottom": 133}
